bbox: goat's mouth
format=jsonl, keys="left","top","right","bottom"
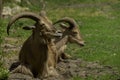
{"left": 78, "top": 41, "right": 85, "bottom": 46}
{"left": 73, "top": 38, "right": 85, "bottom": 46}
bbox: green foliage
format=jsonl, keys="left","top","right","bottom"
{"left": 0, "top": 19, "right": 4, "bottom": 57}
{"left": 0, "top": 20, "right": 3, "bottom": 44}
{"left": 0, "top": 19, "right": 9, "bottom": 80}
{"left": 0, "top": 68, "right": 9, "bottom": 80}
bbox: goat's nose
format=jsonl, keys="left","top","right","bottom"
{"left": 81, "top": 43, "right": 85, "bottom": 46}
{"left": 80, "top": 41, "right": 85, "bottom": 46}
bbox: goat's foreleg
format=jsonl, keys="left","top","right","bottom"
{"left": 61, "top": 53, "right": 71, "bottom": 59}
{"left": 58, "top": 45, "right": 71, "bottom": 62}
{"left": 10, "top": 64, "right": 33, "bottom": 77}
{"left": 48, "top": 66, "right": 59, "bottom": 77}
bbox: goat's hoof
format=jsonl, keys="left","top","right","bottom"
{"left": 62, "top": 53, "right": 71, "bottom": 59}
{"left": 58, "top": 57, "right": 64, "bottom": 62}
{"left": 38, "top": 73, "right": 49, "bottom": 79}
{"left": 49, "top": 67, "right": 59, "bottom": 77}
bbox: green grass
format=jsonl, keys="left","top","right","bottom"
{"left": 72, "top": 74, "right": 119, "bottom": 80}
{"left": 0, "top": 0, "right": 120, "bottom": 79}
{"left": 74, "top": 16, "right": 120, "bottom": 64}
{"left": 0, "top": 20, "right": 9, "bottom": 80}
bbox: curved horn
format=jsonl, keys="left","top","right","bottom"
{"left": 7, "top": 12, "right": 41, "bottom": 35}
{"left": 53, "top": 17, "right": 77, "bottom": 29}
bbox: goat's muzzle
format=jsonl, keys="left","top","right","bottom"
{"left": 79, "top": 41, "right": 85, "bottom": 46}
{"left": 44, "top": 31, "right": 62, "bottom": 38}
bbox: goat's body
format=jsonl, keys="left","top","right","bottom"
{"left": 55, "top": 36, "right": 67, "bottom": 54}
{"left": 7, "top": 11, "right": 62, "bottom": 79}
{"left": 53, "top": 18, "right": 85, "bottom": 61}
{"left": 13, "top": 35, "right": 49, "bottom": 78}
{"left": 12, "top": 35, "right": 58, "bottom": 78}
{"left": 7, "top": 13, "right": 84, "bottom": 78}
{"left": 55, "top": 36, "right": 68, "bottom": 50}
{"left": 55, "top": 36, "right": 71, "bottom": 61}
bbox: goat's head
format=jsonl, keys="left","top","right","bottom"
{"left": 54, "top": 17, "right": 85, "bottom": 46}
{"left": 7, "top": 12, "right": 61, "bottom": 40}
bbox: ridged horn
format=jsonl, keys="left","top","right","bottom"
{"left": 53, "top": 17, "right": 77, "bottom": 29}
{"left": 7, "top": 12, "right": 41, "bottom": 35}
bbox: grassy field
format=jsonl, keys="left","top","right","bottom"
{"left": 0, "top": 0, "right": 120, "bottom": 80}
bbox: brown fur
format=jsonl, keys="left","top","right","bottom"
{"left": 7, "top": 12, "right": 61, "bottom": 79}
{"left": 23, "top": 17, "right": 85, "bottom": 62}
{"left": 53, "top": 17, "right": 85, "bottom": 61}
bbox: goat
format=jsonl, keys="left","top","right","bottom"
{"left": 7, "top": 12, "right": 61, "bottom": 78}
{"left": 24, "top": 17, "right": 85, "bottom": 62}
{"left": 53, "top": 17, "right": 85, "bottom": 61}
{"left": 38, "top": 9, "right": 85, "bottom": 54}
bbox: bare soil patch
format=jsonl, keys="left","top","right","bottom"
{"left": 7, "top": 58, "right": 119, "bottom": 80}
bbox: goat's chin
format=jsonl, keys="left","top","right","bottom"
{"left": 79, "top": 43, "right": 85, "bottom": 46}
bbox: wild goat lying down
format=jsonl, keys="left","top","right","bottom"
{"left": 7, "top": 12, "right": 62, "bottom": 78}
{"left": 53, "top": 17, "right": 85, "bottom": 61}
{"left": 24, "top": 16, "right": 85, "bottom": 62}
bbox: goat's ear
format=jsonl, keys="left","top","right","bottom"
{"left": 59, "top": 23, "right": 68, "bottom": 29}
{"left": 22, "top": 26, "right": 35, "bottom": 30}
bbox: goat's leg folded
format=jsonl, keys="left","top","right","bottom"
{"left": 61, "top": 53, "right": 72, "bottom": 59}
{"left": 48, "top": 67, "right": 59, "bottom": 77}
{"left": 10, "top": 64, "right": 33, "bottom": 77}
